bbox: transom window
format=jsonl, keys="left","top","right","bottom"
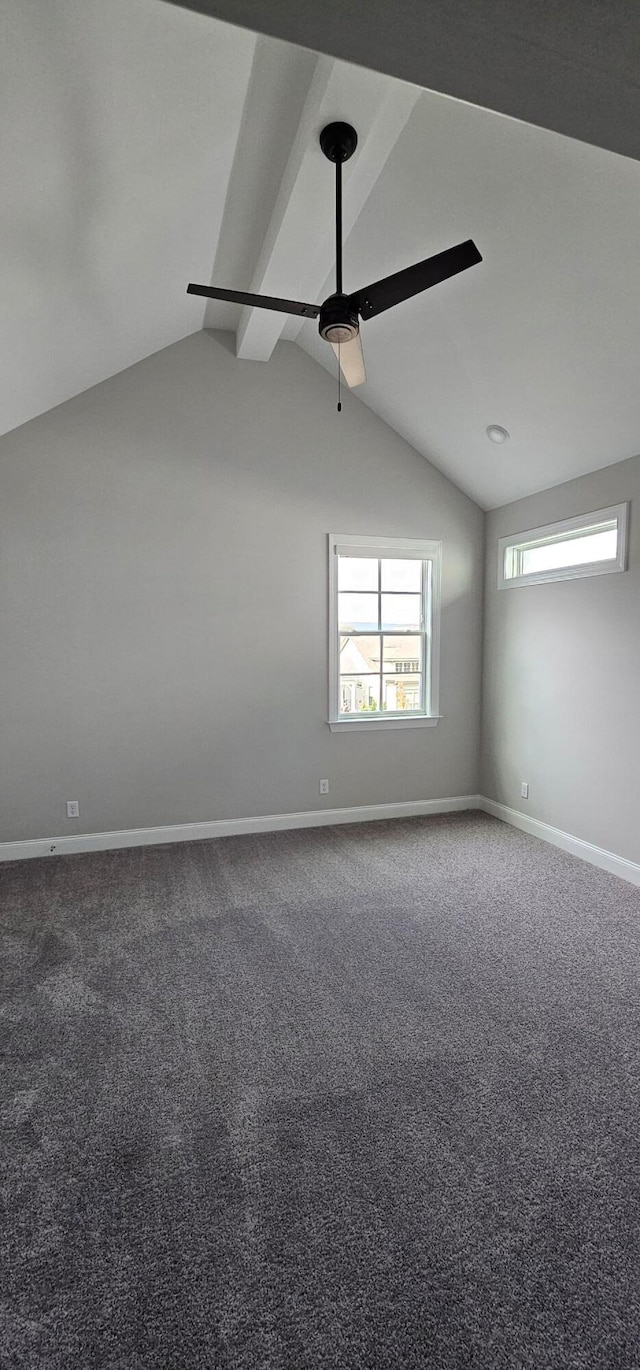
{"left": 499, "top": 504, "right": 629, "bottom": 589}
{"left": 328, "top": 534, "right": 441, "bottom": 732}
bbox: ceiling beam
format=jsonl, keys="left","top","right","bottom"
{"left": 200, "top": 37, "right": 318, "bottom": 334}
{"left": 165, "top": 0, "right": 640, "bottom": 165}
{"left": 235, "top": 58, "right": 420, "bottom": 362}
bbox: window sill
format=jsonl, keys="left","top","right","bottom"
{"left": 328, "top": 716, "right": 441, "bottom": 733}
{"left": 500, "top": 560, "right": 624, "bottom": 589}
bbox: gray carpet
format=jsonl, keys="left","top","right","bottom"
{"left": 2, "top": 811, "right": 640, "bottom": 1368}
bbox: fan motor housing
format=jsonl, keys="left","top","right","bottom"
{"left": 319, "top": 293, "right": 359, "bottom": 344}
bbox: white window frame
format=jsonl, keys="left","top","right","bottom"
{"left": 498, "top": 503, "right": 629, "bottom": 590}
{"left": 328, "top": 533, "right": 442, "bottom": 732}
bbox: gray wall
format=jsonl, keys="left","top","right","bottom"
{"left": 0, "top": 330, "right": 483, "bottom": 843}
{"left": 482, "top": 453, "right": 640, "bottom": 864}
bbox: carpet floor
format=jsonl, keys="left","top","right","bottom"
{"left": 2, "top": 811, "right": 640, "bottom": 1368}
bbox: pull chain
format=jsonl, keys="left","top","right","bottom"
{"left": 337, "top": 344, "right": 342, "bottom": 412}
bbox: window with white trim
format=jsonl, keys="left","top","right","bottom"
{"left": 328, "top": 534, "right": 441, "bottom": 731}
{"left": 498, "top": 503, "right": 629, "bottom": 589}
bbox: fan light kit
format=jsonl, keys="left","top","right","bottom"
{"left": 486, "top": 425, "right": 510, "bottom": 444}
{"left": 188, "top": 122, "right": 482, "bottom": 410}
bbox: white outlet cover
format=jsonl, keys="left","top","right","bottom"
{"left": 520, "top": 783, "right": 529, "bottom": 799}
{"left": 66, "top": 800, "right": 80, "bottom": 818}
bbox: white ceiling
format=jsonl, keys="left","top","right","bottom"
{"left": 1, "top": 0, "right": 254, "bottom": 435}
{"left": 3, "top": 0, "right": 640, "bottom": 508}
{"left": 170, "top": 0, "right": 640, "bottom": 166}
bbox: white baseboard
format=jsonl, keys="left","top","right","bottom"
{"left": 0, "top": 794, "right": 482, "bottom": 863}
{"left": 5, "top": 794, "right": 637, "bottom": 887}
{"left": 479, "top": 796, "right": 640, "bottom": 888}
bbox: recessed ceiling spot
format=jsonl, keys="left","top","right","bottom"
{"left": 486, "top": 425, "right": 510, "bottom": 444}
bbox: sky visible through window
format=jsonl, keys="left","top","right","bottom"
{"left": 519, "top": 526, "right": 617, "bottom": 576}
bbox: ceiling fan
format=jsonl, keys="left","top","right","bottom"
{"left": 187, "top": 121, "right": 482, "bottom": 396}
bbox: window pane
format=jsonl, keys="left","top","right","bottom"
{"left": 381, "top": 594, "right": 422, "bottom": 630}
{"left": 381, "top": 558, "right": 421, "bottom": 592}
{"left": 520, "top": 527, "right": 617, "bottom": 576}
{"left": 338, "top": 556, "right": 378, "bottom": 591}
{"left": 381, "top": 635, "right": 421, "bottom": 673}
{"left": 340, "top": 635, "right": 381, "bottom": 673}
{"left": 382, "top": 674, "right": 422, "bottom": 711}
{"left": 339, "top": 675, "right": 381, "bottom": 714}
{"left": 338, "top": 592, "right": 379, "bottom": 631}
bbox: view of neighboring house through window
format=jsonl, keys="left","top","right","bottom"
{"left": 328, "top": 535, "right": 441, "bottom": 730}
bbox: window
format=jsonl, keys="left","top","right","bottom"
{"left": 328, "top": 534, "right": 441, "bottom": 731}
{"left": 498, "top": 503, "right": 629, "bottom": 589}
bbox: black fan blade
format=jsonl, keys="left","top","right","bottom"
{"left": 187, "top": 284, "right": 320, "bottom": 319}
{"left": 350, "top": 240, "right": 482, "bottom": 321}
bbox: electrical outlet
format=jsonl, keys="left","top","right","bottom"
{"left": 520, "top": 782, "right": 529, "bottom": 799}
{"left": 319, "top": 779, "right": 329, "bottom": 795}
{"left": 66, "top": 800, "right": 80, "bottom": 818}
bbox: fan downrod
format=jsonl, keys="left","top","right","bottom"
{"left": 319, "top": 122, "right": 358, "bottom": 163}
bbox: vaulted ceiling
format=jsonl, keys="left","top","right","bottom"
{"left": 3, "top": 0, "right": 640, "bottom": 508}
